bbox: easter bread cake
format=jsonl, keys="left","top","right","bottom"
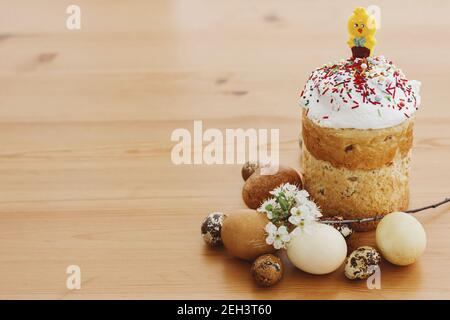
{"left": 299, "top": 55, "right": 420, "bottom": 231}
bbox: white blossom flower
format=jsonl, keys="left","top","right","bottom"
{"left": 258, "top": 198, "right": 278, "bottom": 219}
{"left": 260, "top": 183, "right": 323, "bottom": 236}
{"left": 265, "top": 221, "right": 277, "bottom": 234}
{"left": 290, "top": 222, "right": 316, "bottom": 236}
{"left": 283, "top": 183, "right": 297, "bottom": 192}
{"left": 258, "top": 198, "right": 277, "bottom": 213}
{"left": 269, "top": 185, "right": 284, "bottom": 197}
{"left": 265, "top": 222, "right": 291, "bottom": 249}
{"left": 282, "top": 183, "right": 298, "bottom": 199}
{"left": 303, "top": 201, "right": 321, "bottom": 216}
{"left": 288, "top": 202, "right": 322, "bottom": 231}
{"left": 294, "top": 189, "right": 311, "bottom": 205}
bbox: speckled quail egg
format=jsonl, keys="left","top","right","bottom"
{"left": 345, "top": 246, "right": 381, "bottom": 280}
{"left": 201, "top": 212, "right": 226, "bottom": 247}
{"left": 251, "top": 254, "right": 284, "bottom": 287}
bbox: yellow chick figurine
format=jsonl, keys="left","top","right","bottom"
{"left": 347, "top": 7, "right": 377, "bottom": 58}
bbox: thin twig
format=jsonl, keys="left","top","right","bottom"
{"left": 321, "top": 197, "right": 450, "bottom": 225}
{"left": 405, "top": 198, "right": 450, "bottom": 213}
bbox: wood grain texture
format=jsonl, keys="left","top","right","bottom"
{"left": 0, "top": 0, "right": 449, "bottom": 299}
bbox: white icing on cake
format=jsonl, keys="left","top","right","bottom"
{"left": 299, "top": 56, "right": 421, "bottom": 129}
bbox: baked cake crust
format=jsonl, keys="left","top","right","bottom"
{"left": 302, "top": 110, "right": 413, "bottom": 170}
{"left": 301, "top": 143, "right": 410, "bottom": 231}
{"left": 301, "top": 146, "right": 410, "bottom": 231}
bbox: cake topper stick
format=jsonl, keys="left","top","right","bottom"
{"left": 347, "top": 7, "right": 377, "bottom": 59}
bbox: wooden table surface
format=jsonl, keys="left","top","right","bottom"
{"left": 0, "top": 0, "right": 449, "bottom": 299}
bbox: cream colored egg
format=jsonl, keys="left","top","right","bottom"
{"left": 376, "top": 212, "right": 426, "bottom": 266}
{"left": 286, "top": 223, "right": 347, "bottom": 275}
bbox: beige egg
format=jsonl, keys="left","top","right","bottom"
{"left": 286, "top": 223, "right": 347, "bottom": 275}
{"left": 376, "top": 212, "right": 426, "bottom": 266}
{"left": 221, "top": 209, "right": 276, "bottom": 261}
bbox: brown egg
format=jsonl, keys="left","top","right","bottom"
{"left": 241, "top": 161, "right": 259, "bottom": 181}
{"left": 221, "top": 209, "right": 275, "bottom": 261}
{"left": 251, "top": 254, "right": 284, "bottom": 287}
{"left": 242, "top": 166, "right": 303, "bottom": 209}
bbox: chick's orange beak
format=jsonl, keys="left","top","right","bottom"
{"left": 358, "top": 28, "right": 363, "bottom": 33}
